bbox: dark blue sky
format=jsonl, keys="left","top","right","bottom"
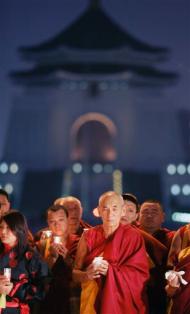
{"left": 1, "top": 0, "right": 190, "bottom": 158}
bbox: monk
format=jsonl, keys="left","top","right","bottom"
{"left": 54, "top": 196, "right": 91, "bottom": 236}
{"left": 73, "top": 191, "right": 149, "bottom": 314}
{"left": 167, "top": 223, "right": 190, "bottom": 267}
{"left": 165, "top": 229, "right": 190, "bottom": 313}
{"left": 121, "top": 193, "right": 168, "bottom": 314}
{"left": 139, "top": 200, "right": 175, "bottom": 249}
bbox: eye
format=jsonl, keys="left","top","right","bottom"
{"left": 102, "top": 206, "right": 108, "bottom": 210}
{"left": 112, "top": 206, "right": 118, "bottom": 211}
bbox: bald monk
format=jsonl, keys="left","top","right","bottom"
{"left": 73, "top": 191, "right": 149, "bottom": 314}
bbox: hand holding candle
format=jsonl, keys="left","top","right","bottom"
{"left": 92, "top": 257, "right": 109, "bottom": 276}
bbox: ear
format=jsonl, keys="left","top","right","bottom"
{"left": 93, "top": 207, "right": 100, "bottom": 217}
{"left": 97, "top": 206, "right": 101, "bottom": 217}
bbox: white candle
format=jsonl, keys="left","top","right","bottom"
{"left": 4, "top": 268, "right": 11, "bottom": 280}
{"left": 92, "top": 256, "right": 103, "bottom": 267}
{"left": 53, "top": 236, "right": 62, "bottom": 244}
{"left": 43, "top": 230, "right": 52, "bottom": 238}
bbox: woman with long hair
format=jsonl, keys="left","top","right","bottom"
{"left": 0, "top": 210, "right": 49, "bottom": 314}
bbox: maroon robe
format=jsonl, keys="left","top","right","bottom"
{"left": 84, "top": 224, "right": 149, "bottom": 314}
{"left": 152, "top": 228, "right": 175, "bottom": 249}
{"left": 169, "top": 254, "right": 190, "bottom": 314}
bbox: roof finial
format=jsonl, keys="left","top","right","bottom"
{"left": 90, "top": 0, "right": 101, "bottom": 9}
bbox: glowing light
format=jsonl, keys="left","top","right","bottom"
{"left": 171, "top": 184, "right": 180, "bottom": 195}
{"left": 113, "top": 169, "right": 123, "bottom": 194}
{"left": 9, "top": 163, "right": 19, "bottom": 174}
{"left": 4, "top": 183, "right": 13, "bottom": 194}
{"left": 177, "top": 164, "right": 186, "bottom": 175}
{"left": 166, "top": 164, "right": 176, "bottom": 175}
{"left": 72, "top": 163, "right": 82, "bottom": 174}
{"left": 182, "top": 184, "right": 190, "bottom": 196}
{"left": 187, "top": 164, "right": 190, "bottom": 175}
{"left": 172, "top": 212, "right": 190, "bottom": 223}
{"left": 92, "top": 163, "right": 103, "bottom": 173}
{"left": 0, "top": 162, "right": 8, "bottom": 174}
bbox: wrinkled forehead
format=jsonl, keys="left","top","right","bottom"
{"left": 140, "top": 202, "right": 162, "bottom": 212}
{"left": 99, "top": 195, "right": 123, "bottom": 207}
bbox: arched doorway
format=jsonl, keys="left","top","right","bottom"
{"left": 69, "top": 112, "right": 118, "bottom": 222}
{"left": 70, "top": 112, "right": 117, "bottom": 163}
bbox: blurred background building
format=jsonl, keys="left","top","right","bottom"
{"left": 0, "top": 0, "right": 190, "bottom": 231}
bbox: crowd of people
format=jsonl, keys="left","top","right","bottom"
{"left": 0, "top": 188, "right": 189, "bottom": 314}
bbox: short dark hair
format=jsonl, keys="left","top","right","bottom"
{"left": 46, "top": 204, "right": 68, "bottom": 219}
{"left": 122, "top": 193, "right": 139, "bottom": 212}
{"left": 0, "top": 210, "right": 28, "bottom": 257}
{"left": 0, "top": 189, "right": 10, "bottom": 202}
{"left": 140, "top": 199, "right": 164, "bottom": 212}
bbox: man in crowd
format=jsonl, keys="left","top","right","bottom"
{"left": 121, "top": 192, "right": 139, "bottom": 225}
{"left": 73, "top": 191, "right": 149, "bottom": 314}
{"left": 54, "top": 196, "right": 91, "bottom": 236}
{"left": 38, "top": 204, "right": 80, "bottom": 314}
{"left": 139, "top": 199, "right": 175, "bottom": 249}
{"left": 121, "top": 194, "right": 168, "bottom": 314}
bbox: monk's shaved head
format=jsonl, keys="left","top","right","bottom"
{"left": 98, "top": 191, "right": 124, "bottom": 207}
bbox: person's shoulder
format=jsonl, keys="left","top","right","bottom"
{"left": 120, "top": 224, "right": 142, "bottom": 238}
{"left": 84, "top": 224, "right": 102, "bottom": 238}
{"left": 160, "top": 228, "right": 175, "bottom": 238}
{"left": 87, "top": 224, "right": 102, "bottom": 232}
{"left": 79, "top": 219, "right": 92, "bottom": 229}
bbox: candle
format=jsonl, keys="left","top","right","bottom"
{"left": 92, "top": 256, "right": 103, "bottom": 267}
{"left": 53, "top": 236, "right": 62, "bottom": 244}
{"left": 4, "top": 268, "right": 11, "bottom": 280}
{"left": 41, "top": 230, "right": 52, "bottom": 240}
{"left": 43, "top": 230, "right": 52, "bottom": 238}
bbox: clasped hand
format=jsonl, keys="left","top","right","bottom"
{"left": 86, "top": 260, "right": 109, "bottom": 280}
{"left": 49, "top": 243, "right": 68, "bottom": 259}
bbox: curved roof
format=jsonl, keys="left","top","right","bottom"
{"left": 19, "top": 2, "right": 168, "bottom": 56}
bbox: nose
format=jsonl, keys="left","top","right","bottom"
{"left": 106, "top": 209, "right": 113, "bottom": 217}
{"left": 1, "top": 228, "right": 6, "bottom": 235}
{"left": 53, "top": 221, "right": 60, "bottom": 228}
